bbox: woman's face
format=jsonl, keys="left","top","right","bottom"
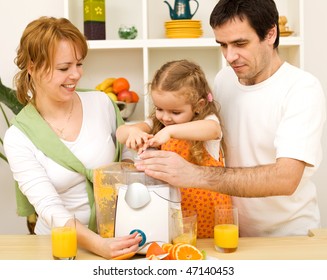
{"left": 32, "top": 40, "right": 84, "bottom": 103}
{"left": 152, "top": 90, "right": 195, "bottom": 126}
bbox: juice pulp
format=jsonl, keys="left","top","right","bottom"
{"left": 214, "top": 224, "right": 238, "bottom": 252}
{"left": 52, "top": 227, "right": 77, "bottom": 259}
{"left": 173, "top": 233, "right": 196, "bottom": 246}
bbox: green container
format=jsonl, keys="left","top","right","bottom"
{"left": 84, "top": 0, "right": 106, "bottom": 40}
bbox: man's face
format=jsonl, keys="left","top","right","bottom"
{"left": 213, "top": 17, "right": 277, "bottom": 85}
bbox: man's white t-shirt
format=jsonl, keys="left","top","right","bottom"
{"left": 214, "top": 62, "right": 326, "bottom": 237}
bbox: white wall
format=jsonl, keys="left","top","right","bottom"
{"left": 0, "top": 0, "right": 65, "bottom": 234}
{"left": 304, "top": 1, "right": 327, "bottom": 227}
{"left": 0, "top": 0, "right": 326, "bottom": 234}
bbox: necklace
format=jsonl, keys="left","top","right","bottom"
{"left": 44, "top": 98, "right": 74, "bottom": 140}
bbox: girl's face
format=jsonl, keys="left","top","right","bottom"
{"left": 152, "top": 90, "right": 195, "bottom": 126}
{"left": 31, "top": 40, "right": 84, "bottom": 103}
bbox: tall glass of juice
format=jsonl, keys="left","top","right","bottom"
{"left": 214, "top": 206, "right": 238, "bottom": 253}
{"left": 51, "top": 213, "right": 77, "bottom": 260}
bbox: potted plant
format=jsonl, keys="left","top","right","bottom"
{"left": 0, "top": 79, "right": 36, "bottom": 233}
{"left": 0, "top": 78, "right": 23, "bottom": 162}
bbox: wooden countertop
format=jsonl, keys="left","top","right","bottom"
{"left": 0, "top": 229, "right": 326, "bottom": 260}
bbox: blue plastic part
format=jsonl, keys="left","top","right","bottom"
{"left": 130, "top": 229, "right": 146, "bottom": 247}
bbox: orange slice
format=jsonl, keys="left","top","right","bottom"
{"left": 147, "top": 254, "right": 160, "bottom": 260}
{"left": 162, "top": 243, "right": 173, "bottom": 253}
{"left": 167, "top": 244, "right": 175, "bottom": 260}
{"left": 112, "top": 252, "right": 136, "bottom": 260}
{"left": 146, "top": 242, "right": 167, "bottom": 259}
{"left": 169, "top": 243, "right": 183, "bottom": 260}
{"left": 175, "top": 244, "right": 204, "bottom": 260}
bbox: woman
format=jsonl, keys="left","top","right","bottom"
{"left": 3, "top": 16, "right": 141, "bottom": 259}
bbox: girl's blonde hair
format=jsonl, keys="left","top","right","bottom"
{"left": 14, "top": 16, "right": 88, "bottom": 105}
{"left": 149, "top": 59, "right": 222, "bottom": 164}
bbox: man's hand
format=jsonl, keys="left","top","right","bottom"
{"left": 135, "top": 150, "right": 199, "bottom": 188}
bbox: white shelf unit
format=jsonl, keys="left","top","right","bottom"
{"left": 64, "top": 0, "right": 304, "bottom": 121}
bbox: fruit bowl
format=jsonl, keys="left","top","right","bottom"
{"left": 116, "top": 101, "right": 137, "bottom": 120}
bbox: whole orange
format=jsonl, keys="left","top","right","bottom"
{"left": 113, "top": 77, "right": 130, "bottom": 93}
{"left": 130, "top": 91, "right": 139, "bottom": 102}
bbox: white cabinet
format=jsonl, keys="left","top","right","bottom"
{"left": 64, "top": 0, "right": 304, "bottom": 121}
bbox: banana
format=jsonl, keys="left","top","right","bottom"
{"left": 96, "top": 77, "right": 116, "bottom": 91}
{"left": 106, "top": 92, "right": 118, "bottom": 102}
{"left": 103, "top": 86, "right": 114, "bottom": 93}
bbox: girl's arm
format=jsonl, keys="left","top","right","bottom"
{"left": 148, "top": 119, "right": 221, "bottom": 147}
{"left": 116, "top": 122, "right": 153, "bottom": 150}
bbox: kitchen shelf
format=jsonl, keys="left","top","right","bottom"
{"left": 64, "top": 0, "right": 304, "bottom": 121}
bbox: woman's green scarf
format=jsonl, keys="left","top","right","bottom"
{"left": 11, "top": 97, "right": 124, "bottom": 232}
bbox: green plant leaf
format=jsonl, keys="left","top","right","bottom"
{"left": 0, "top": 78, "right": 23, "bottom": 115}
{"left": 0, "top": 78, "right": 23, "bottom": 163}
{"left": 0, "top": 103, "right": 10, "bottom": 127}
{"left": 0, "top": 152, "right": 7, "bottom": 163}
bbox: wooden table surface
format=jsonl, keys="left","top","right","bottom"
{"left": 0, "top": 229, "right": 326, "bottom": 260}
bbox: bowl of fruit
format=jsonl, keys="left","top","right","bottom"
{"left": 96, "top": 77, "right": 139, "bottom": 120}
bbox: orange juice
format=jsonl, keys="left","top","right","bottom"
{"left": 52, "top": 227, "right": 77, "bottom": 260}
{"left": 214, "top": 224, "right": 238, "bottom": 253}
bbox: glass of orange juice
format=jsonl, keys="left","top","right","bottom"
{"left": 51, "top": 213, "right": 77, "bottom": 260}
{"left": 171, "top": 209, "right": 197, "bottom": 246}
{"left": 214, "top": 206, "right": 238, "bottom": 253}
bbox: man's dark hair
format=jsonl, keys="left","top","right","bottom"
{"left": 210, "top": 0, "right": 280, "bottom": 48}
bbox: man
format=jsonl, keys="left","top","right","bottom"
{"left": 135, "top": 0, "right": 326, "bottom": 237}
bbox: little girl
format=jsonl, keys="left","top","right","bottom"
{"left": 116, "top": 59, "right": 232, "bottom": 238}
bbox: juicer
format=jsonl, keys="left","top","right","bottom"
{"left": 93, "top": 162, "right": 181, "bottom": 254}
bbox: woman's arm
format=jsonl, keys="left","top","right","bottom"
{"left": 74, "top": 220, "right": 141, "bottom": 259}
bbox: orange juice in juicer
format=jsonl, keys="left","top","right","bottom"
{"left": 93, "top": 162, "right": 181, "bottom": 254}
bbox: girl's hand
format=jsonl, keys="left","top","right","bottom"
{"left": 147, "top": 127, "right": 171, "bottom": 147}
{"left": 125, "top": 128, "right": 153, "bottom": 150}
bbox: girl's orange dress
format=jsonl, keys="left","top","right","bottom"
{"left": 161, "top": 139, "right": 232, "bottom": 238}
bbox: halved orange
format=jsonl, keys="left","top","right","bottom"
{"left": 175, "top": 244, "right": 204, "bottom": 260}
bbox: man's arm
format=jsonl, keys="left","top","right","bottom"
{"left": 135, "top": 151, "right": 305, "bottom": 197}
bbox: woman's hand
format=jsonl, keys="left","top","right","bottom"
{"left": 98, "top": 232, "right": 142, "bottom": 259}
{"left": 76, "top": 222, "right": 142, "bottom": 260}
